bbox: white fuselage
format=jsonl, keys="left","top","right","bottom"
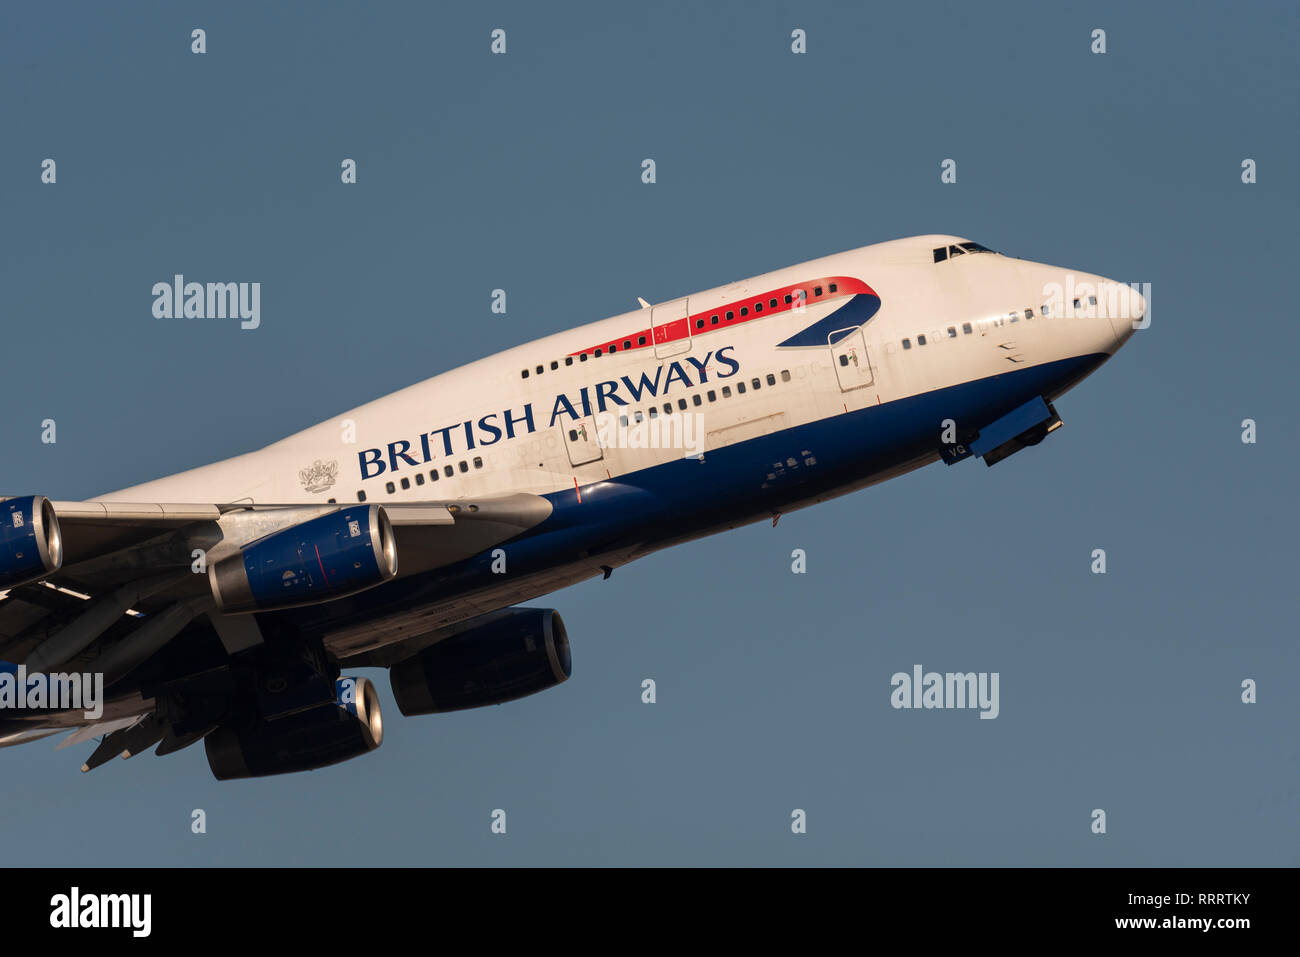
{"left": 95, "top": 234, "right": 1139, "bottom": 658}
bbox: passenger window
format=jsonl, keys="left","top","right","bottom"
{"left": 829, "top": 282, "right": 837, "bottom": 293}
{"left": 386, "top": 481, "right": 395, "bottom": 494}
{"left": 692, "top": 394, "right": 702, "bottom": 406}
{"left": 473, "top": 457, "right": 483, "bottom": 468}
{"left": 726, "top": 311, "right": 734, "bottom": 320}
{"left": 649, "top": 407, "right": 658, "bottom": 418}
{"left": 459, "top": 461, "right": 468, "bottom": 473}
{"left": 769, "top": 298, "right": 778, "bottom": 308}
{"left": 696, "top": 319, "right": 704, "bottom": 329}
{"left": 444, "top": 465, "right": 454, "bottom": 477}
{"left": 740, "top": 307, "right": 748, "bottom": 317}
{"left": 638, "top": 336, "right": 646, "bottom": 345}
{"left": 400, "top": 477, "right": 410, "bottom": 490}
{"left": 677, "top": 398, "right": 687, "bottom": 410}
{"left": 707, "top": 390, "right": 717, "bottom": 402}
{"left": 784, "top": 294, "right": 793, "bottom": 304}
{"left": 918, "top": 334, "right": 927, "bottom": 345}
{"left": 903, "top": 339, "right": 911, "bottom": 349}
{"left": 1009, "top": 311, "right": 1018, "bottom": 323}
{"left": 634, "top": 411, "right": 643, "bottom": 422}
{"left": 711, "top": 315, "right": 719, "bottom": 325}
{"left": 594, "top": 348, "right": 602, "bottom": 357}
{"left": 358, "top": 490, "right": 367, "bottom": 501}
{"left": 569, "top": 429, "right": 578, "bottom": 441}
{"left": 429, "top": 470, "right": 438, "bottom": 482}
{"left": 722, "top": 386, "right": 731, "bottom": 398}
{"left": 752, "top": 377, "right": 761, "bottom": 389}
{"left": 754, "top": 302, "right": 762, "bottom": 313}
{"left": 550, "top": 361, "right": 558, "bottom": 370}
{"left": 624, "top": 340, "right": 632, "bottom": 349}
{"left": 536, "top": 365, "right": 544, "bottom": 374}
{"left": 608, "top": 344, "right": 617, "bottom": 352}
{"left": 737, "top": 381, "right": 747, "bottom": 393}
{"left": 415, "top": 473, "right": 425, "bottom": 486}
{"left": 814, "top": 286, "right": 822, "bottom": 296}
{"left": 521, "top": 369, "right": 529, "bottom": 378}
{"left": 780, "top": 370, "right": 790, "bottom": 382}
{"left": 767, "top": 373, "right": 777, "bottom": 386}
{"left": 962, "top": 322, "right": 972, "bottom": 334}
{"left": 838, "top": 355, "right": 849, "bottom": 366}
{"left": 580, "top": 353, "right": 588, "bottom": 362}
{"left": 947, "top": 326, "right": 957, "bottom": 338}
{"left": 663, "top": 403, "right": 672, "bottom": 414}
{"left": 565, "top": 356, "right": 574, "bottom": 366}
{"left": 1089, "top": 295, "right": 1097, "bottom": 305}
{"left": 1024, "top": 309, "right": 1033, "bottom": 320}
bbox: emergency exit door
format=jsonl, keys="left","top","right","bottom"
{"left": 561, "top": 418, "right": 603, "bottom": 466}
{"left": 829, "top": 327, "right": 874, "bottom": 391}
{"left": 651, "top": 298, "right": 692, "bottom": 359}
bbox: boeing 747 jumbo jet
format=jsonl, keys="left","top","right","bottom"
{"left": 0, "top": 235, "right": 1142, "bottom": 779}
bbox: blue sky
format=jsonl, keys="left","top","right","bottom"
{"left": 1, "top": 0, "right": 1296, "bottom": 865}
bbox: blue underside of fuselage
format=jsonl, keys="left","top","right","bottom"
{"left": 276, "top": 351, "right": 1109, "bottom": 638}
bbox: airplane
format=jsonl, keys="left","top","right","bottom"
{"left": 0, "top": 235, "right": 1143, "bottom": 779}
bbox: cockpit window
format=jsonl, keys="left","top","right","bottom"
{"left": 933, "top": 241, "right": 997, "bottom": 262}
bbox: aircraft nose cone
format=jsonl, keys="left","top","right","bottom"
{"left": 1108, "top": 283, "right": 1145, "bottom": 350}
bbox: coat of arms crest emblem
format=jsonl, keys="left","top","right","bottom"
{"left": 299, "top": 459, "right": 339, "bottom": 493}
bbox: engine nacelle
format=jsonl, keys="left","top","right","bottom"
{"left": 390, "top": 608, "right": 571, "bottom": 715}
{"left": 204, "top": 675, "right": 384, "bottom": 780}
{"left": 0, "top": 496, "right": 63, "bottom": 590}
{"left": 208, "top": 505, "right": 398, "bottom": 614}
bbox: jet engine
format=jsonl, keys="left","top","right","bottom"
{"left": 390, "top": 608, "right": 571, "bottom": 715}
{"left": 0, "top": 496, "right": 63, "bottom": 589}
{"left": 208, "top": 505, "right": 398, "bottom": 613}
{"left": 204, "top": 675, "right": 384, "bottom": 779}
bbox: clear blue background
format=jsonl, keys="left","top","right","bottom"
{"left": 1, "top": 0, "right": 1296, "bottom": 865}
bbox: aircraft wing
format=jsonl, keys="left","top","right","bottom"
{"left": 0, "top": 492, "right": 552, "bottom": 673}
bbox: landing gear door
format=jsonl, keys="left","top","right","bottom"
{"left": 562, "top": 418, "right": 603, "bottom": 467}
{"left": 830, "top": 327, "right": 874, "bottom": 391}
{"left": 652, "top": 298, "right": 691, "bottom": 359}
